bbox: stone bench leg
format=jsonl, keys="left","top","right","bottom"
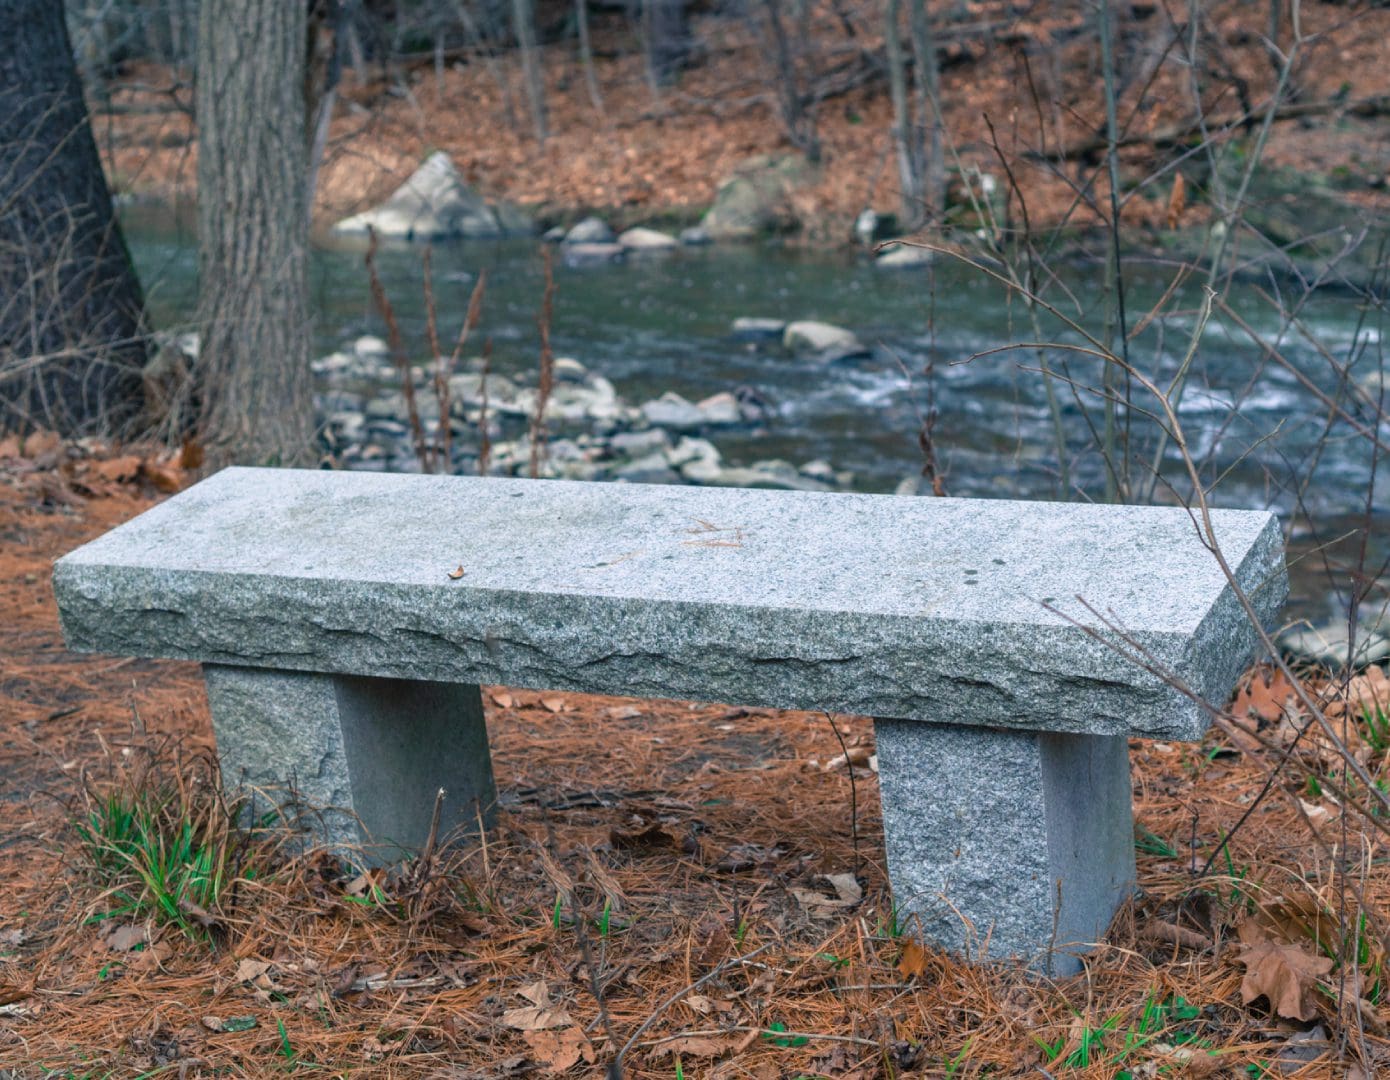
{"left": 873, "top": 718, "right": 1135, "bottom": 975}
{"left": 203, "top": 665, "right": 497, "bottom": 857}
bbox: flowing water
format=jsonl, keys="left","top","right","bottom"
{"left": 123, "top": 207, "right": 1389, "bottom": 629}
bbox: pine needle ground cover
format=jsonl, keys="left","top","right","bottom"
{"left": 1, "top": 446, "right": 1387, "bottom": 1078}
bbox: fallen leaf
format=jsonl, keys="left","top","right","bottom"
{"left": 91, "top": 456, "right": 142, "bottom": 483}
{"left": 522, "top": 1027, "right": 594, "bottom": 1072}
{"left": 234, "top": 958, "right": 273, "bottom": 987}
{"left": 447, "top": 565, "right": 466, "bottom": 579}
{"left": 1136, "top": 920, "right": 1214, "bottom": 951}
{"left": 140, "top": 460, "right": 183, "bottom": 493}
{"left": 1230, "top": 665, "right": 1300, "bottom": 725}
{"left": 897, "top": 940, "right": 930, "bottom": 979}
{"left": 503, "top": 981, "right": 573, "bottom": 1030}
{"left": 0, "top": 435, "right": 21, "bottom": 458}
{"left": 491, "top": 691, "right": 515, "bottom": 708}
{"left": 540, "top": 696, "right": 567, "bottom": 713}
{"left": 102, "top": 923, "right": 149, "bottom": 952}
{"left": 178, "top": 438, "right": 205, "bottom": 470}
{"left": 1237, "top": 921, "right": 1334, "bottom": 1021}
{"left": 517, "top": 980, "right": 550, "bottom": 1007}
{"left": 789, "top": 873, "right": 863, "bottom": 916}
{"left": 502, "top": 1004, "right": 573, "bottom": 1031}
{"left": 22, "top": 430, "right": 61, "bottom": 458}
{"left": 0, "top": 986, "right": 31, "bottom": 1007}
{"left": 822, "top": 746, "right": 873, "bottom": 771}
{"left": 646, "top": 1034, "right": 738, "bottom": 1061}
{"left": 0, "top": 928, "right": 28, "bottom": 948}
{"left": 1166, "top": 172, "right": 1186, "bottom": 229}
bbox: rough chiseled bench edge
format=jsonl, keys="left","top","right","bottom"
{"left": 52, "top": 502, "right": 1287, "bottom": 741}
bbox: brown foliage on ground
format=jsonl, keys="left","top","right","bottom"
{"left": 1, "top": 447, "right": 1389, "bottom": 1076}
{"left": 95, "top": 0, "right": 1390, "bottom": 242}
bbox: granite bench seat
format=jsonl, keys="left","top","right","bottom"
{"left": 53, "top": 467, "right": 1287, "bottom": 973}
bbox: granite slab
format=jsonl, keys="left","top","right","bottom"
{"left": 54, "top": 467, "right": 1287, "bottom": 740}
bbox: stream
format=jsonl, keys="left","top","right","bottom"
{"left": 123, "top": 206, "right": 1389, "bottom": 638}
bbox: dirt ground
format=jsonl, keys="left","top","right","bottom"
{"left": 95, "top": 0, "right": 1390, "bottom": 242}
{"left": 0, "top": 442, "right": 1388, "bottom": 1077}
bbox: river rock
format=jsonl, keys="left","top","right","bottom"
{"left": 667, "top": 435, "right": 719, "bottom": 469}
{"left": 332, "top": 152, "right": 531, "bottom": 241}
{"left": 619, "top": 227, "right": 678, "bottom": 252}
{"left": 680, "top": 226, "right": 712, "bottom": 246}
{"left": 614, "top": 451, "right": 680, "bottom": 484}
{"left": 641, "top": 391, "right": 705, "bottom": 431}
{"left": 565, "top": 216, "right": 615, "bottom": 244}
{"left": 611, "top": 428, "right": 671, "bottom": 457}
{"left": 731, "top": 317, "right": 787, "bottom": 341}
{"left": 696, "top": 391, "right": 742, "bottom": 426}
{"left": 542, "top": 225, "right": 567, "bottom": 243}
{"left": 553, "top": 357, "right": 588, "bottom": 383}
{"left": 1281, "top": 621, "right": 1390, "bottom": 668}
{"left": 783, "top": 320, "right": 869, "bottom": 361}
{"left": 563, "top": 242, "right": 625, "bottom": 267}
{"left": 875, "top": 242, "right": 934, "bottom": 269}
{"left": 703, "top": 154, "right": 817, "bottom": 240}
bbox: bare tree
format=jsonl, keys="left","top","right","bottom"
{"left": 0, "top": 0, "right": 148, "bottom": 436}
{"left": 512, "top": 0, "right": 547, "bottom": 142}
{"left": 195, "top": 0, "right": 315, "bottom": 465}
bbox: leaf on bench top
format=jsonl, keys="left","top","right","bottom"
{"left": 447, "top": 565, "right": 466, "bottom": 579}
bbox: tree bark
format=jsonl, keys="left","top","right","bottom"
{"left": 195, "top": 0, "right": 315, "bottom": 465}
{"left": 0, "top": 0, "right": 147, "bottom": 436}
{"left": 512, "top": 0, "right": 547, "bottom": 142}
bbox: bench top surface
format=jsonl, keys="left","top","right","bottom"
{"left": 54, "top": 467, "right": 1287, "bottom": 738}
{"left": 61, "top": 467, "right": 1273, "bottom": 632}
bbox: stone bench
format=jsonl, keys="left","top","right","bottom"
{"left": 53, "top": 467, "right": 1287, "bottom": 973}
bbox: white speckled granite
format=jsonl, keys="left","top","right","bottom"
{"left": 54, "top": 467, "right": 1286, "bottom": 739}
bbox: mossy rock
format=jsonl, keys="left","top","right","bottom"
{"left": 702, "top": 154, "right": 819, "bottom": 241}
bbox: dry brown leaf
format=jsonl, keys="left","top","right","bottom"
{"left": 647, "top": 1034, "right": 738, "bottom": 1061}
{"left": 234, "top": 958, "right": 274, "bottom": 988}
{"left": 1136, "top": 920, "right": 1214, "bottom": 951}
{"left": 22, "top": 430, "right": 61, "bottom": 458}
{"left": 178, "top": 438, "right": 205, "bottom": 470}
{"left": 1231, "top": 665, "right": 1300, "bottom": 725}
{"left": 491, "top": 691, "right": 515, "bottom": 708}
{"left": 522, "top": 1027, "right": 594, "bottom": 1072}
{"left": 790, "top": 872, "right": 862, "bottom": 916}
{"left": 821, "top": 746, "right": 872, "bottom": 771}
{"left": 501, "top": 1004, "right": 573, "bottom": 1031}
{"left": 897, "top": 940, "right": 930, "bottom": 980}
{"left": 102, "top": 923, "right": 149, "bottom": 952}
{"left": 0, "top": 986, "right": 31, "bottom": 1007}
{"left": 1237, "top": 921, "right": 1334, "bottom": 1021}
{"left": 91, "top": 456, "right": 142, "bottom": 483}
{"left": 1166, "top": 172, "right": 1186, "bottom": 229}
{"left": 540, "top": 696, "right": 567, "bottom": 713}
{"left": 141, "top": 460, "right": 183, "bottom": 493}
{"left": 447, "top": 565, "right": 466, "bottom": 579}
{"left": 0, "top": 435, "right": 21, "bottom": 458}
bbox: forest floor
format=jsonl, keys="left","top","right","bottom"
{"left": 94, "top": 0, "right": 1390, "bottom": 245}
{"left": 1, "top": 441, "right": 1389, "bottom": 1078}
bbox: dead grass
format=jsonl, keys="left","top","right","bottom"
{"left": 1, "top": 447, "right": 1388, "bottom": 1077}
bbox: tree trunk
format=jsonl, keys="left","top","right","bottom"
{"left": 645, "top": 0, "right": 690, "bottom": 86}
{"left": 574, "top": 0, "right": 606, "bottom": 119}
{"left": 512, "top": 0, "right": 547, "bottom": 142}
{"left": 0, "top": 0, "right": 147, "bottom": 437}
{"left": 195, "top": 0, "right": 315, "bottom": 465}
{"left": 885, "top": 0, "right": 921, "bottom": 224}
{"left": 907, "top": 0, "right": 943, "bottom": 222}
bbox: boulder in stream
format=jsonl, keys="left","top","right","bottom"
{"left": 783, "top": 320, "right": 869, "bottom": 362}
{"left": 332, "top": 152, "right": 531, "bottom": 241}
